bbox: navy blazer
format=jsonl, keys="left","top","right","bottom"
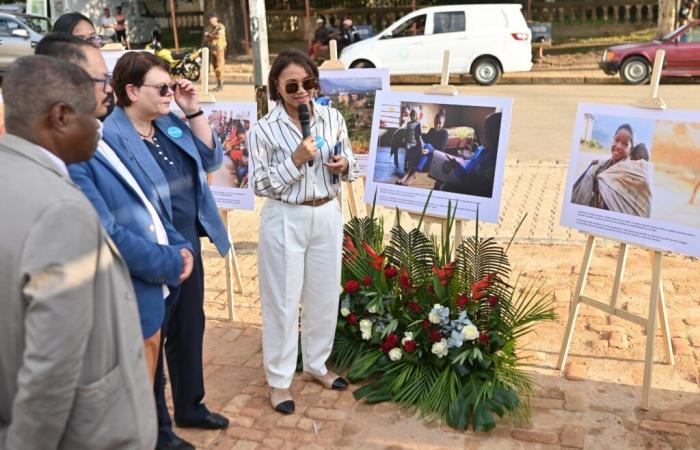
{"left": 69, "top": 146, "right": 193, "bottom": 338}
{"left": 102, "top": 107, "right": 231, "bottom": 256}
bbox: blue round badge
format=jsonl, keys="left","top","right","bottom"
{"left": 167, "top": 126, "right": 183, "bottom": 139}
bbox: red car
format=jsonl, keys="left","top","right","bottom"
{"left": 600, "top": 20, "right": 700, "bottom": 84}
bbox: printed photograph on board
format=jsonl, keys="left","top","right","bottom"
{"left": 364, "top": 91, "right": 512, "bottom": 223}
{"left": 181, "top": 102, "right": 257, "bottom": 210}
{"left": 314, "top": 68, "right": 389, "bottom": 174}
{"left": 561, "top": 103, "right": 700, "bottom": 257}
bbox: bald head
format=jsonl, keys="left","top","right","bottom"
{"left": 3, "top": 55, "right": 96, "bottom": 131}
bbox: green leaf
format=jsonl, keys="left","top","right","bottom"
{"left": 472, "top": 403, "right": 497, "bottom": 432}
{"left": 446, "top": 392, "right": 470, "bottom": 430}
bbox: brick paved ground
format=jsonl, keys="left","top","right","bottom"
{"left": 170, "top": 160, "right": 700, "bottom": 449}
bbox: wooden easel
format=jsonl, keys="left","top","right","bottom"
{"left": 319, "top": 40, "right": 362, "bottom": 218}
{"left": 197, "top": 55, "right": 245, "bottom": 321}
{"left": 405, "top": 51, "right": 464, "bottom": 254}
{"left": 557, "top": 50, "right": 671, "bottom": 410}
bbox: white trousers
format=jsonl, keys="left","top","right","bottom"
{"left": 258, "top": 198, "right": 343, "bottom": 389}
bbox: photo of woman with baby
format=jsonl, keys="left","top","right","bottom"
{"left": 571, "top": 118, "right": 653, "bottom": 218}
{"left": 207, "top": 109, "right": 251, "bottom": 189}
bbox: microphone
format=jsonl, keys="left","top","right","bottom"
{"left": 297, "top": 104, "right": 313, "bottom": 166}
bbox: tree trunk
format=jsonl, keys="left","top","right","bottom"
{"left": 203, "top": 0, "right": 247, "bottom": 57}
{"left": 657, "top": 0, "right": 677, "bottom": 36}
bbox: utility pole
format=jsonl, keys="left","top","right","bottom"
{"left": 249, "top": 0, "right": 270, "bottom": 118}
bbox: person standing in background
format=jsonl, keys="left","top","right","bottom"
{"left": 0, "top": 54, "right": 156, "bottom": 450}
{"left": 204, "top": 12, "right": 226, "bottom": 91}
{"left": 100, "top": 8, "right": 118, "bottom": 43}
{"left": 115, "top": 6, "right": 130, "bottom": 49}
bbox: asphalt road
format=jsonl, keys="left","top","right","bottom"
{"left": 214, "top": 83, "right": 700, "bottom": 163}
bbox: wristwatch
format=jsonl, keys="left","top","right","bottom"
{"left": 185, "top": 109, "right": 204, "bottom": 120}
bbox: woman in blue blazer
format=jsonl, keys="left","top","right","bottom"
{"left": 103, "top": 51, "right": 231, "bottom": 449}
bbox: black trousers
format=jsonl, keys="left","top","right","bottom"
{"left": 155, "top": 249, "right": 208, "bottom": 446}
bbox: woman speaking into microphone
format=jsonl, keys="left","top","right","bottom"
{"left": 248, "top": 49, "right": 359, "bottom": 414}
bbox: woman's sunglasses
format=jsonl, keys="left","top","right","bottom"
{"left": 143, "top": 83, "right": 178, "bottom": 96}
{"left": 284, "top": 77, "right": 318, "bottom": 94}
{"left": 80, "top": 34, "right": 104, "bottom": 48}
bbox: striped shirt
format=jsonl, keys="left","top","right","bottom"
{"left": 248, "top": 101, "right": 359, "bottom": 204}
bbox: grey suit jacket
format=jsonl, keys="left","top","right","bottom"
{"left": 0, "top": 134, "right": 156, "bottom": 450}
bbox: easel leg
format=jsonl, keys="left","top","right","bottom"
{"left": 220, "top": 210, "right": 244, "bottom": 321}
{"left": 454, "top": 220, "right": 463, "bottom": 256}
{"left": 557, "top": 235, "right": 596, "bottom": 371}
{"left": 345, "top": 181, "right": 358, "bottom": 217}
{"left": 641, "top": 251, "right": 663, "bottom": 410}
{"left": 609, "top": 243, "right": 628, "bottom": 313}
{"left": 362, "top": 177, "right": 371, "bottom": 216}
{"left": 656, "top": 266, "right": 674, "bottom": 366}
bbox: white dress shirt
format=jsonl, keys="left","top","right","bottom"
{"left": 97, "top": 139, "right": 171, "bottom": 298}
{"left": 248, "top": 102, "right": 359, "bottom": 204}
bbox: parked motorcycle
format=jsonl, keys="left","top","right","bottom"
{"left": 146, "top": 35, "right": 201, "bottom": 82}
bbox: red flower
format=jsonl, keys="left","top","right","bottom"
{"left": 432, "top": 262, "right": 456, "bottom": 286}
{"left": 399, "top": 269, "right": 413, "bottom": 291}
{"left": 403, "top": 340, "right": 417, "bottom": 353}
{"left": 347, "top": 314, "right": 358, "bottom": 325}
{"left": 455, "top": 294, "right": 470, "bottom": 309}
{"left": 407, "top": 301, "right": 421, "bottom": 313}
{"left": 488, "top": 294, "right": 499, "bottom": 307}
{"left": 479, "top": 332, "right": 489, "bottom": 345}
{"left": 429, "top": 329, "right": 442, "bottom": 343}
{"left": 344, "top": 280, "right": 360, "bottom": 293}
{"left": 471, "top": 274, "right": 494, "bottom": 300}
{"left": 363, "top": 241, "right": 385, "bottom": 270}
{"left": 343, "top": 235, "right": 359, "bottom": 261}
{"left": 422, "top": 319, "right": 431, "bottom": 330}
{"left": 380, "top": 333, "right": 400, "bottom": 353}
{"left": 384, "top": 266, "right": 399, "bottom": 278}
{"left": 362, "top": 275, "right": 372, "bottom": 287}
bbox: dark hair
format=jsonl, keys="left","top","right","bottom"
{"left": 615, "top": 123, "right": 634, "bottom": 148}
{"left": 53, "top": 12, "right": 94, "bottom": 34}
{"left": 268, "top": 48, "right": 319, "bottom": 101}
{"left": 631, "top": 143, "right": 649, "bottom": 161}
{"left": 207, "top": 11, "right": 218, "bottom": 19}
{"left": 35, "top": 32, "right": 92, "bottom": 65}
{"left": 483, "top": 112, "right": 502, "bottom": 148}
{"left": 116, "top": 6, "right": 122, "bottom": 12}
{"left": 3, "top": 55, "right": 95, "bottom": 130}
{"left": 434, "top": 109, "right": 446, "bottom": 122}
{"left": 112, "top": 51, "right": 170, "bottom": 107}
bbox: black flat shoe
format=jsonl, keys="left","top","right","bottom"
{"left": 156, "top": 437, "right": 195, "bottom": 450}
{"left": 331, "top": 376, "right": 349, "bottom": 390}
{"left": 275, "top": 399, "right": 295, "bottom": 415}
{"left": 176, "top": 412, "right": 229, "bottom": 430}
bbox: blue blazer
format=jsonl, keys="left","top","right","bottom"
{"left": 69, "top": 147, "right": 193, "bottom": 338}
{"left": 102, "top": 107, "right": 231, "bottom": 256}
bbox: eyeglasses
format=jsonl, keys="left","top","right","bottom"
{"left": 142, "top": 83, "right": 178, "bottom": 96}
{"left": 284, "top": 77, "right": 318, "bottom": 95}
{"left": 92, "top": 74, "right": 113, "bottom": 92}
{"left": 80, "top": 34, "right": 104, "bottom": 48}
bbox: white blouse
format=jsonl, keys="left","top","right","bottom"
{"left": 248, "top": 102, "right": 359, "bottom": 204}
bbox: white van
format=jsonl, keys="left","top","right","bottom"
{"left": 339, "top": 4, "right": 532, "bottom": 85}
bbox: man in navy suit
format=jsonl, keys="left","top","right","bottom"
{"left": 104, "top": 52, "right": 231, "bottom": 449}
{"left": 37, "top": 34, "right": 197, "bottom": 449}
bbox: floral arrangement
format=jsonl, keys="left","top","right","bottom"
{"left": 332, "top": 200, "right": 555, "bottom": 432}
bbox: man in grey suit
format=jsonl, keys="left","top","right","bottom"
{"left": 0, "top": 56, "right": 157, "bottom": 449}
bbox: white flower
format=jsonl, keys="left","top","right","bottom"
{"left": 367, "top": 304, "right": 377, "bottom": 314}
{"left": 431, "top": 339, "right": 449, "bottom": 358}
{"left": 340, "top": 307, "right": 351, "bottom": 317}
{"left": 401, "top": 331, "right": 414, "bottom": 345}
{"left": 462, "top": 324, "right": 479, "bottom": 341}
{"left": 360, "top": 319, "right": 372, "bottom": 340}
{"left": 361, "top": 331, "right": 372, "bottom": 341}
{"left": 388, "top": 348, "right": 403, "bottom": 361}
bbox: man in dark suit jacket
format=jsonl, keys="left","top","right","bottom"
{"left": 0, "top": 55, "right": 156, "bottom": 450}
